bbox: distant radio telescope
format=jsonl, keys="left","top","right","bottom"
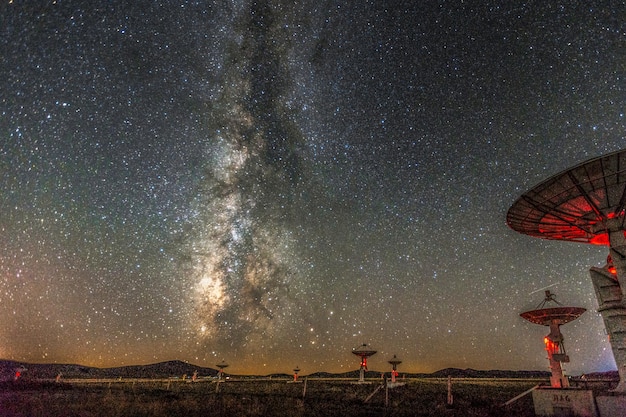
{"left": 520, "top": 291, "right": 585, "bottom": 388}
{"left": 216, "top": 360, "right": 229, "bottom": 381}
{"left": 387, "top": 354, "right": 402, "bottom": 383}
{"left": 352, "top": 343, "right": 377, "bottom": 383}
{"left": 507, "top": 148, "right": 626, "bottom": 391}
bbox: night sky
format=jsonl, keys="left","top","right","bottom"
{"left": 1, "top": 1, "right": 624, "bottom": 376}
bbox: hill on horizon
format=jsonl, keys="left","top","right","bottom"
{"left": 0, "top": 359, "right": 563, "bottom": 381}
{"left": 0, "top": 359, "right": 218, "bottom": 380}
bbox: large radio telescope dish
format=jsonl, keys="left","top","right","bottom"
{"left": 507, "top": 148, "right": 626, "bottom": 245}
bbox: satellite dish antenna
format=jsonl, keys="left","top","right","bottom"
{"left": 507, "top": 148, "right": 626, "bottom": 391}
{"left": 216, "top": 360, "right": 229, "bottom": 381}
{"left": 520, "top": 291, "right": 585, "bottom": 388}
{"left": 352, "top": 343, "right": 377, "bottom": 383}
{"left": 387, "top": 354, "right": 402, "bottom": 383}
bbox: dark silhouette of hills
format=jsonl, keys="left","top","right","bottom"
{"left": 428, "top": 368, "right": 551, "bottom": 379}
{"left": 577, "top": 370, "right": 619, "bottom": 381}
{"left": 305, "top": 368, "right": 552, "bottom": 379}
{"left": 266, "top": 373, "right": 293, "bottom": 379}
{"left": 0, "top": 360, "right": 219, "bottom": 380}
{"left": 2, "top": 359, "right": 612, "bottom": 381}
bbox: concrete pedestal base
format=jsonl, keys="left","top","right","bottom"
{"left": 595, "top": 393, "right": 626, "bottom": 417}
{"left": 532, "top": 388, "right": 597, "bottom": 417}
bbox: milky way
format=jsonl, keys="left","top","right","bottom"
{"left": 0, "top": 1, "right": 624, "bottom": 375}
{"left": 182, "top": 1, "right": 315, "bottom": 362}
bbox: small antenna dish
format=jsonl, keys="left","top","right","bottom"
{"left": 352, "top": 343, "right": 377, "bottom": 383}
{"left": 216, "top": 360, "right": 229, "bottom": 381}
{"left": 520, "top": 291, "right": 585, "bottom": 388}
{"left": 387, "top": 354, "right": 402, "bottom": 383}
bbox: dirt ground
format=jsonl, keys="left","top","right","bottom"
{"left": 0, "top": 378, "right": 545, "bottom": 416}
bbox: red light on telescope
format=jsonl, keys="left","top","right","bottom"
{"left": 589, "top": 234, "right": 610, "bottom": 246}
{"left": 606, "top": 254, "right": 618, "bottom": 275}
{"left": 544, "top": 337, "right": 558, "bottom": 354}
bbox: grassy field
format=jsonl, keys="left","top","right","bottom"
{"left": 0, "top": 377, "right": 545, "bottom": 416}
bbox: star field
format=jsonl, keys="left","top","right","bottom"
{"left": 0, "top": 1, "right": 624, "bottom": 375}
